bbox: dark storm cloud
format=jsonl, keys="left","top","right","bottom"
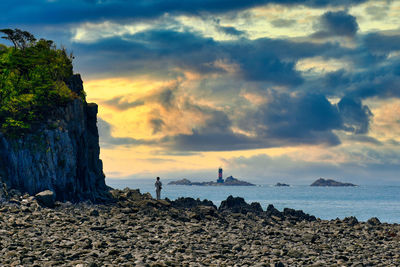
{"left": 0, "top": 0, "right": 367, "bottom": 25}
{"left": 156, "top": 87, "right": 177, "bottom": 109}
{"left": 363, "top": 33, "right": 400, "bottom": 54}
{"left": 158, "top": 90, "right": 373, "bottom": 151}
{"left": 165, "top": 108, "right": 261, "bottom": 151}
{"left": 237, "top": 91, "right": 343, "bottom": 147}
{"left": 315, "top": 30, "right": 400, "bottom": 100}
{"left": 337, "top": 97, "right": 372, "bottom": 134}
{"left": 102, "top": 96, "right": 145, "bottom": 111}
{"left": 73, "top": 29, "right": 348, "bottom": 85}
{"left": 216, "top": 25, "right": 246, "bottom": 36}
{"left": 312, "top": 10, "right": 359, "bottom": 38}
{"left": 72, "top": 30, "right": 224, "bottom": 78}
{"left": 321, "top": 59, "right": 400, "bottom": 100}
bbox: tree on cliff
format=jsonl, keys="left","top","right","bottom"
{"left": 0, "top": 29, "right": 79, "bottom": 135}
{"left": 0, "top": 29, "right": 36, "bottom": 50}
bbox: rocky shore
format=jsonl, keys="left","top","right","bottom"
{"left": 1, "top": 188, "right": 399, "bottom": 266}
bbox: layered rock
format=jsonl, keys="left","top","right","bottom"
{"left": 0, "top": 75, "right": 109, "bottom": 202}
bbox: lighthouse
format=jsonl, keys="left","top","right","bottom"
{"left": 217, "top": 167, "right": 224, "bottom": 183}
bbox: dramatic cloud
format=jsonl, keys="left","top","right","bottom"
{"left": 312, "top": 10, "right": 359, "bottom": 38}
{"left": 337, "top": 97, "right": 372, "bottom": 134}
{"left": 149, "top": 118, "right": 165, "bottom": 134}
{"left": 0, "top": 0, "right": 367, "bottom": 25}
{"left": 72, "top": 29, "right": 350, "bottom": 86}
{"left": 132, "top": 89, "right": 373, "bottom": 152}
{"left": 102, "top": 96, "right": 144, "bottom": 111}
{"left": 2, "top": 0, "right": 399, "bottom": 181}
{"left": 97, "top": 118, "right": 149, "bottom": 147}
{"left": 363, "top": 33, "right": 400, "bottom": 54}
{"left": 321, "top": 59, "right": 400, "bottom": 100}
{"left": 216, "top": 25, "right": 246, "bottom": 36}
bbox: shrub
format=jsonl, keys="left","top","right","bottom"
{"left": 0, "top": 29, "right": 79, "bottom": 136}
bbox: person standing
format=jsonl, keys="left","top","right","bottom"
{"left": 155, "top": 177, "right": 162, "bottom": 200}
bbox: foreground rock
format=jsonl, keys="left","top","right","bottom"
{"left": 35, "top": 190, "right": 55, "bottom": 208}
{"left": 0, "top": 189, "right": 399, "bottom": 266}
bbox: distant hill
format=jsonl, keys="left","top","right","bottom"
{"left": 168, "top": 176, "right": 255, "bottom": 186}
{"left": 311, "top": 178, "right": 356, "bottom": 187}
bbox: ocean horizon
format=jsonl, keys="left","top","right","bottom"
{"left": 107, "top": 178, "right": 400, "bottom": 224}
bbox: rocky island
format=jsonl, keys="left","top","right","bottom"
{"left": 169, "top": 176, "right": 255, "bottom": 186}
{"left": 311, "top": 178, "right": 357, "bottom": 187}
{"left": 275, "top": 183, "right": 290, "bottom": 187}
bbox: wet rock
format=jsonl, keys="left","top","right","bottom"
{"left": 219, "top": 195, "right": 263, "bottom": 214}
{"left": 171, "top": 197, "right": 216, "bottom": 209}
{"left": 35, "top": 190, "right": 55, "bottom": 208}
{"left": 265, "top": 204, "right": 316, "bottom": 222}
{"left": 265, "top": 204, "right": 284, "bottom": 219}
{"left": 282, "top": 208, "right": 316, "bottom": 222}
{"left": 367, "top": 217, "right": 381, "bottom": 226}
{"left": 89, "top": 209, "right": 99, "bottom": 217}
{"left": 343, "top": 216, "right": 359, "bottom": 226}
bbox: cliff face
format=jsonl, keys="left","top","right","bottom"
{"left": 0, "top": 75, "right": 109, "bottom": 202}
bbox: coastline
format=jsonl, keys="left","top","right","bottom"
{"left": 107, "top": 179, "right": 400, "bottom": 223}
{"left": 1, "top": 188, "right": 399, "bottom": 266}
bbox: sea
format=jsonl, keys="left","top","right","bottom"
{"left": 106, "top": 178, "right": 400, "bottom": 223}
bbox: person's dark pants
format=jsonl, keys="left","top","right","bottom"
{"left": 156, "top": 189, "right": 161, "bottom": 200}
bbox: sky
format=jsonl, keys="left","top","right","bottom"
{"left": 1, "top": 0, "right": 400, "bottom": 185}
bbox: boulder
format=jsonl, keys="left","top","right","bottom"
{"left": 265, "top": 204, "right": 316, "bottom": 222}
{"left": 171, "top": 197, "right": 216, "bottom": 209}
{"left": 218, "top": 195, "right": 263, "bottom": 214}
{"left": 283, "top": 208, "right": 317, "bottom": 222}
{"left": 343, "top": 216, "right": 359, "bottom": 226}
{"left": 35, "top": 190, "right": 55, "bottom": 208}
{"left": 265, "top": 204, "right": 284, "bottom": 219}
{"left": 367, "top": 217, "right": 381, "bottom": 226}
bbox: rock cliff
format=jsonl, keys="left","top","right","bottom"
{"left": 0, "top": 75, "right": 109, "bottom": 202}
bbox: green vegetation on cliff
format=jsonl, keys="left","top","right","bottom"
{"left": 0, "top": 29, "right": 79, "bottom": 135}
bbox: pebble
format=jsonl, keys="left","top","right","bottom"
{"left": 0, "top": 189, "right": 399, "bottom": 266}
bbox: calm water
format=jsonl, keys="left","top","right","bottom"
{"left": 107, "top": 179, "right": 400, "bottom": 223}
